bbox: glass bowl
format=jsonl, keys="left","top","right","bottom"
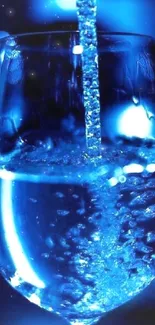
{"left": 0, "top": 31, "right": 155, "bottom": 325}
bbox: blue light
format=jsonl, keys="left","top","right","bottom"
{"left": 98, "top": 0, "right": 141, "bottom": 33}
{"left": 30, "top": 0, "right": 76, "bottom": 22}
{"left": 56, "top": 0, "right": 76, "bottom": 10}
{"left": 118, "top": 104, "right": 152, "bottom": 139}
{"left": 30, "top": 0, "right": 58, "bottom": 22}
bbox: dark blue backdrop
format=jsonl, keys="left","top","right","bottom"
{"left": 1, "top": 0, "right": 155, "bottom": 324}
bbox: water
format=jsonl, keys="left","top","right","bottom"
{"left": 0, "top": 141, "right": 155, "bottom": 325}
{"left": 76, "top": 0, "right": 102, "bottom": 158}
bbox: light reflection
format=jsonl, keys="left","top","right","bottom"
{"left": 146, "top": 164, "right": 155, "bottom": 173}
{"left": 108, "top": 177, "right": 118, "bottom": 187}
{"left": 28, "top": 293, "right": 41, "bottom": 307}
{"left": 123, "top": 163, "right": 144, "bottom": 174}
{"left": 1, "top": 178, "right": 45, "bottom": 288}
{"left": 72, "top": 45, "right": 83, "bottom": 55}
{"left": 56, "top": 0, "right": 76, "bottom": 10}
{"left": 0, "top": 49, "right": 5, "bottom": 64}
{"left": 118, "top": 105, "right": 153, "bottom": 139}
{"left": 10, "top": 271, "right": 22, "bottom": 287}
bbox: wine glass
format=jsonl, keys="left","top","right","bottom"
{"left": 0, "top": 31, "right": 155, "bottom": 325}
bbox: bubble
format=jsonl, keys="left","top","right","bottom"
{"left": 77, "top": 223, "right": 86, "bottom": 230}
{"left": 60, "top": 279, "right": 84, "bottom": 301}
{"left": 147, "top": 232, "right": 155, "bottom": 244}
{"left": 76, "top": 208, "right": 85, "bottom": 215}
{"left": 50, "top": 223, "right": 55, "bottom": 227}
{"left": 56, "top": 257, "right": 65, "bottom": 262}
{"left": 83, "top": 273, "right": 94, "bottom": 281}
{"left": 57, "top": 210, "right": 70, "bottom": 217}
{"left": 45, "top": 237, "right": 54, "bottom": 249}
{"left": 66, "top": 227, "right": 81, "bottom": 238}
{"left": 64, "top": 251, "right": 71, "bottom": 256}
{"left": 130, "top": 191, "right": 155, "bottom": 207}
{"left": 134, "top": 228, "right": 145, "bottom": 239}
{"left": 55, "top": 192, "right": 64, "bottom": 198}
{"left": 29, "top": 197, "right": 37, "bottom": 203}
{"left": 41, "top": 253, "right": 50, "bottom": 259}
{"left": 44, "top": 137, "right": 54, "bottom": 151}
{"left": 72, "top": 194, "right": 79, "bottom": 199}
{"left": 129, "top": 220, "right": 137, "bottom": 228}
{"left": 119, "top": 175, "right": 126, "bottom": 183}
{"left": 109, "top": 177, "right": 118, "bottom": 187}
{"left": 60, "top": 237, "right": 70, "bottom": 249}
{"left": 91, "top": 232, "right": 100, "bottom": 242}
{"left": 135, "top": 242, "right": 153, "bottom": 254}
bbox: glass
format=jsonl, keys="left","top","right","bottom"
{"left": 0, "top": 31, "right": 155, "bottom": 325}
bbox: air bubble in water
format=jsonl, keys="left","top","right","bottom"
{"left": 41, "top": 253, "right": 50, "bottom": 259}
{"left": 55, "top": 192, "right": 64, "bottom": 198}
{"left": 76, "top": 208, "right": 85, "bottom": 215}
{"left": 60, "top": 237, "right": 70, "bottom": 249}
{"left": 57, "top": 210, "right": 70, "bottom": 217}
{"left": 45, "top": 237, "right": 54, "bottom": 249}
{"left": 147, "top": 232, "right": 155, "bottom": 244}
{"left": 29, "top": 197, "right": 37, "bottom": 203}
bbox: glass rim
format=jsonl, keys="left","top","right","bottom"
{"left": 1, "top": 31, "right": 153, "bottom": 42}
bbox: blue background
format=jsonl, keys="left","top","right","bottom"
{"left": 0, "top": 0, "right": 155, "bottom": 36}
{"left": 1, "top": 0, "right": 155, "bottom": 324}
